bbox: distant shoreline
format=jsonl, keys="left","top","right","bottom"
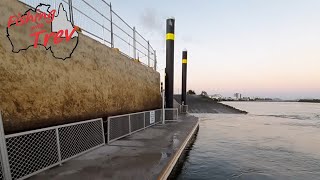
{"left": 298, "top": 99, "right": 320, "bottom": 103}
{"left": 221, "top": 100, "right": 320, "bottom": 103}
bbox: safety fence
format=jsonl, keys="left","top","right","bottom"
{"left": 0, "top": 158, "right": 3, "bottom": 180}
{"left": 0, "top": 116, "right": 105, "bottom": 180}
{"left": 0, "top": 108, "right": 178, "bottom": 179}
{"left": 107, "top": 108, "right": 179, "bottom": 144}
{"left": 18, "top": 0, "right": 157, "bottom": 70}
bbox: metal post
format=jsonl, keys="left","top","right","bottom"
{"left": 107, "top": 118, "right": 110, "bottom": 144}
{"left": 147, "top": 41, "right": 150, "bottom": 67}
{"left": 176, "top": 108, "right": 179, "bottom": 120}
{"left": 100, "top": 119, "right": 106, "bottom": 144}
{"left": 0, "top": 112, "right": 12, "bottom": 180}
{"left": 133, "top": 27, "right": 137, "bottom": 59}
{"left": 162, "top": 91, "right": 165, "bottom": 124}
{"left": 165, "top": 17, "right": 175, "bottom": 119}
{"left": 55, "top": 129, "right": 62, "bottom": 166}
{"left": 143, "top": 113, "right": 146, "bottom": 129}
{"left": 129, "top": 115, "right": 131, "bottom": 134}
{"left": 110, "top": 3, "right": 114, "bottom": 48}
{"left": 68, "top": 0, "right": 74, "bottom": 25}
{"left": 102, "top": 23, "right": 105, "bottom": 44}
{"left": 181, "top": 50, "right": 188, "bottom": 105}
{"left": 161, "top": 82, "right": 165, "bottom": 125}
{"left": 154, "top": 50, "right": 157, "bottom": 71}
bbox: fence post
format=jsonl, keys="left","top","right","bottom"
{"left": 154, "top": 50, "right": 157, "bottom": 71}
{"left": 176, "top": 108, "right": 178, "bottom": 120}
{"left": 110, "top": 3, "right": 114, "bottom": 48}
{"left": 102, "top": 24, "right": 105, "bottom": 44}
{"left": 68, "top": 0, "right": 74, "bottom": 25}
{"left": 133, "top": 27, "right": 137, "bottom": 59}
{"left": 107, "top": 118, "right": 110, "bottom": 144}
{"left": 55, "top": 129, "right": 62, "bottom": 166}
{"left": 147, "top": 41, "right": 150, "bottom": 67}
{"left": 100, "top": 119, "right": 106, "bottom": 144}
{"left": 143, "top": 113, "right": 146, "bottom": 129}
{"left": 162, "top": 89, "right": 166, "bottom": 125}
{"left": 128, "top": 115, "right": 131, "bottom": 134}
{"left": 0, "top": 112, "right": 12, "bottom": 180}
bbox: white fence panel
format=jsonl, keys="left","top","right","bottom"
{"left": 0, "top": 162, "right": 3, "bottom": 180}
{"left": 6, "top": 129, "right": 59, "bottom": 180}
{"left": 108, "top": 109, "right": 163, "bottom": 143}
{"left": 0, "top": 118, "right": 104, "bottom": 180}
{"left": 108, "top": 108, "right": 178, "bottom": 144}
{"left": 58, "top": 119, "right": 105, "bottom": 161}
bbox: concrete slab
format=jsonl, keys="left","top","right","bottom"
{"left": 30, "top": 114, "right": 199, "bottom": 180}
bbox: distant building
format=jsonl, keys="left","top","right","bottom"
{"left": 234, "top": 93, "right": 242, "bottom": 100}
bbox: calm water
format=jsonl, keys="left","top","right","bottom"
{"left": 176, "top": 102, "right": 320, "bottom": 180}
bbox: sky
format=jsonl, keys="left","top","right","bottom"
{"left": 108, "top": 0, "right": 320, "bottom": 99}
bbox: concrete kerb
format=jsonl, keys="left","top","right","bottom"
{"left": 157, "top": 118, "right": 200, "bottom": 180}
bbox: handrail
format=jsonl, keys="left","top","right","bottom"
{"left": 19, "top": 0, "right": 158, "bottom": 71}
{"left": 78, "top": 0, "right": 112, "bottom": 23}
{"left": 111, "top": 10, "right": 134, "bottom": 31}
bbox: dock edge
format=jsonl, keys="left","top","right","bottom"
{"left": 157, "top": 119, "right": 200, "bottom": 180}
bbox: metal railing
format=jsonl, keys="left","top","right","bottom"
{"left": 107, "top": 109, "right": 163, "bottom": 143}
{"left": 0, "top": 107, "right": 179, "bottom": 179}
{"left": 107, "top": 108, "right": 179, "bottom": 144}
{"left": 18, "top": 0, "right": 158, "bottom": 70}
{"left": 0, "top": 162, "right": 3, "bottom": 180}
{"left": 164, "top": 108, "right": 179, "bottom": 121}
{"left": 0, "top": 114, "right": 105, "bottom": 180}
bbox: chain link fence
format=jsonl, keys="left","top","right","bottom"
{"left": 107, "top": 110, "right": 162, "bottom": 143}
{"left": 0, "top": 117, "right": 105, "bottom": 180}
{"left": 18, "top": 0, "right": 158, "bottom": 70}
{"left": 6, "top": 129, "right": 59, "bottom": 180}
{"left": 0, "top": 107, "right": 179, "bottom": 179}
{"left": 107, "top": 108, "right": 178, "bottom": 144}
{"left": 0, "top": 161, "right": 3, "bottom": 180}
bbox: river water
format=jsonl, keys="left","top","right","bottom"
{"left": 176, "top": 102, "right": 320, "bottom": 180}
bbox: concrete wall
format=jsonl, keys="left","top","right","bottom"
{"left": 0, "top": 0, "right": 161, "bottom": 134}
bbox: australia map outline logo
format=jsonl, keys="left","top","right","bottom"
{"left": 6, "top": 3, "right": 79, "bottom": 60}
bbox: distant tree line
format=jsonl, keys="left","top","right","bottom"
{"left": 186, "top": 90, "right": 320, "bottom": 104}
{"left": 298, "top": 99, "right": 320, "bottom": 103}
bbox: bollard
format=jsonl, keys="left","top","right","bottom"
{"left": 181, "top": 49, "right": 187, "bottom": 106}
{"left": 165, "top": 17, "right": 175, "bottom": 111}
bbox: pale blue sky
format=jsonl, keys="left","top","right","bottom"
{"left": 109, "top": 0, "right": 320, "bottom": 99}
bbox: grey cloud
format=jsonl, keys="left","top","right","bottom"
{"left": 140, "top": 8, "right": 163, "bottom": 32}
